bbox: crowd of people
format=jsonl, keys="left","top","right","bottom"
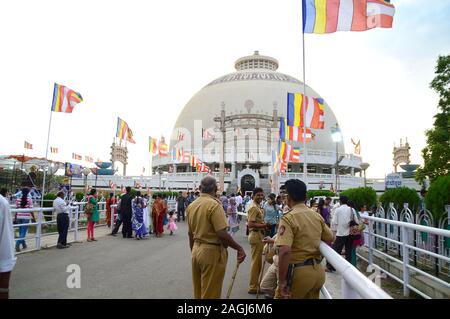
{"left": 0, "top": 178, "right": 372, "bottom": 300}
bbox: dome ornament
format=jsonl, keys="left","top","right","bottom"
{"left": 244, "top": 100, "right": 254, "bottom": 113}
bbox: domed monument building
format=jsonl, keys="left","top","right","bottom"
{"left": 152, "top": 51, "right": 365, "bottom": 193}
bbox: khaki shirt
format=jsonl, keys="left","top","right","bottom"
{"left": 275, "top": 203, "right": 333, "bottom": 263}
{"left": 187, "top": 193, "right": 228, "bottom": 245}
{"left": 247, "top": 203, "right": 264, "bottom": 232}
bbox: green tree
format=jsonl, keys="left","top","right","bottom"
{"left": 380, "top": 187, "right": 421, "bottom": 211}
{"left": 416, "top": 55, "right": 450, "bottom": 185}
{"left": 340, "top": 187, "right": 377, "bottom": 211}
{"left": 306, "top": 190, "right": 336, "bottom": 199}
{"left": 425, "top": 175, "right": 450, "bottom": 222}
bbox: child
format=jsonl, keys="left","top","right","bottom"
{"left": 167, "top": 210, "right": 178, "bottom": 235}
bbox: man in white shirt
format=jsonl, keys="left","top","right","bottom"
{"left": 235, "top": 192, "right": 243, "bottom": 212}
{"left": 330, "top": 196, "right": 354, "bottom": 267}
{"left": 53, "top": 191, "right": 70, "bottom": 249}
{"left": 0, "top": 193, "right": 17, "bottom": 299}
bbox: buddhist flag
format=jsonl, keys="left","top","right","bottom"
{"left": 24, "top": 141, "right": 33, "bottom": 149}
{"left": 51, "top": 83, "right": 83, "bottom": 113}
{"left": 126, "top": 127, "right": 136, "bottom": 144}
{"left": 280, "top": 117, "right": 314, "bottom": 142}
{"left": 289, "top": 148, "right": 301, "bottom": 163}
{"left": 280, "top": 159, "right": 287, "bottom": 173}
{"left": 116, "top": 118, "right": 129, "bottom": 140}
{"left": 190, "top": 154, "right": 198, "bottom": 167}
{"left": 287, "top": 93, "right": 325, "bottom": 129}
{"left": 50, "top": 147, "right": 58, "bottom": 154}
{"left": 159, "top": 142, "right": 169, "bottom": 157}
{"left": 351, "top": 139, "right": 361, "bottom": 155}
{"left": 149, "top": 137, "right": 158, "bottom": 155}
{"left": 302, "top": 0, "right": 395, "bottom": 34}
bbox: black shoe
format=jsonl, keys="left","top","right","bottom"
{"left": 65, "top": 243, "right": 72, "bottom": 247}
{"left": 57, "top": 243, "right": 67, "bottom": 249}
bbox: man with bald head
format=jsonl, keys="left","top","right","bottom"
{"left": 187, "top": 176, "right": 246, "bottom": 299}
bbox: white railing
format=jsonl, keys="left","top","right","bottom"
{"left": 236, "top": 211, "right": 391, "bottom": 299}
{"left": 11, "top": 206, "right": 80, "bottom": 252}
{"left": 11, "top": 201, "right": 110, "bottom": 252}
{"left": 364, "top": 214, "right": 450, "bottom": 299}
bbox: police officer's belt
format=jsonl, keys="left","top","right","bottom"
{"left": 194, "top": 240, "right": 221, "bottom": 246}
{"left": 291, "top": 258, "right": 322, "bottom": 268}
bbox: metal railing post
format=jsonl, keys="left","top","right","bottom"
{"left": 368, "top": 219, "right": 374, "bottom": 265}
{"left": 74, "top": 206, "right": 79, "bottom": 242}
{"left": 36, "top": 210, "right": 42, "bottom": 250}
{"left": 401, "top": 225, "right": 410, "bottom": 297}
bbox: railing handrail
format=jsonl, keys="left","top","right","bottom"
{"left": 319, "top": 242, "right": 391, "bottom": 299}
{"left": 236, "top": 211, "right": 392, "bottom": 299}
{"left": 364, "top": 215, "right": 450, "bottom": 237}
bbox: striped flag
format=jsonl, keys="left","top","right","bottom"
{"left": 126, "top": 127, "right": 136, "bottom": 144}
{"left": 85, "top": 156, "right": 93, "bottom": 163}
{"left": 72, "top": 153, "right": 82, "bottom": 160}
{"left": 190, "top": 154, "right": 198, "bottom": 167}
{"left": 50, "top": 147, "right": 58, "bottom": 154}
{"left": 289, "top": 148, "right": 301, "bottom": 163}
{"left": 109, "top": 180, "right": 116, "bottom": 190}
{"left": 159, "top": 137, "right": 169, "bottom": 157}
{"left": 116, "top": 117, "right": 135, "bottom": 143}
{"left": 24, "top": 141, "right": 33, "bottom": 149}
{"left": 51, "top": 83, "right": 83, "bottom": 113}
{"left": 149, "top": 137, "right": 158, "bottom": 155}
{"left": 280, "top": 159, "right": 287, "bottom": 173}
{"left": 351, "top": 139, "right": 361, "bottom": 155}
{"left": 287, "top": 93, "right": 325, "bottom": 129}
{"left": 302, "top": 0, "right": 395, "bottom": 34}
{"left": 177, "top": 131, "right": 185, "bottom": 141}
{"left": 280, "top": 118, "right": 314, "bottom": 142}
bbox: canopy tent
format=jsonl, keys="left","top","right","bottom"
{"left": 0, "top": 155, "right": 64, "bottom": 172}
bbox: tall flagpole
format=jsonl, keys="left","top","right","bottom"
{"left": 302, "top": 24, "right": 308, "bottom": 184}
{"left": 41, "top": 108, "right": 53, "bottom": 207}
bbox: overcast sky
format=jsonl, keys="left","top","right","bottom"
{"left": 1, "top": 0, "right": 449, "bottom": 178}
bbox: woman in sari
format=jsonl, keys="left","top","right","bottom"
{"left": 132, "top": 191, "right": 148, "bottom": 239}
{"left": 152, "top": 195, "right": 166, "bottom": 237}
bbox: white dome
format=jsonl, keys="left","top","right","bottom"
{"left": 171, "top": 51, "right": 345, "bottom": 154}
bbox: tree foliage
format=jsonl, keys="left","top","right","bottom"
{"left": 416, "top": 55, "right": 450, "bottom": 184}
{"left": 306, "top": 190, "right": 336, "bottom": 199}
{"left": 425, "top": 175, "right": 450, "bottom": 222}
{"left": 340, "top": 187, "right": 377, "bottom": 211}
{"left": 380, "top": 187, "right": 421, "bottom": 211}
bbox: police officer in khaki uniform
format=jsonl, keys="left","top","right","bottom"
{"left": 187, "top": 176, "right": 246, "bottom": 299}
{"left": 275, "top": 179, "right": 334, "bottom": 299}
{"left": 247, "top": 187, "right": 268, "bottom": 294}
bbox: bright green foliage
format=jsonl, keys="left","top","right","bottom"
{"left": 340, "top": 187, "right": 377, "bottom": 211}
{"left": 416, "top": 55, "right": 450, "bottom": 184}
{"left": 380, "top": 187, "right": 421, "bottom": 211}
{"left": 306, "top": 190, "right": 336, "bottom": 199}
{"left": 425, "top": 175, "right": 450, "bottom": 222}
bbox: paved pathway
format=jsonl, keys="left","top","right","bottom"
{"left": 10, "top": 221, "right": 342, "bottom": 299}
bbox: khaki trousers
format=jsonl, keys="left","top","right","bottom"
{"left": 260, "top": 263, "right": 278, "bottom": 297}
{"left": 191, "top": 242, "right": 228, "bottom": 299}
{"left": 275, "top": 263, "right": 325, "bottom": 299}
{"left": 248, "top": 231, "right": 263, "bottom": 291}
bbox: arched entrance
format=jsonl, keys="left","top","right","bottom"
{"left": 240, "top": 174, "right": 255, "bottom": 194}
